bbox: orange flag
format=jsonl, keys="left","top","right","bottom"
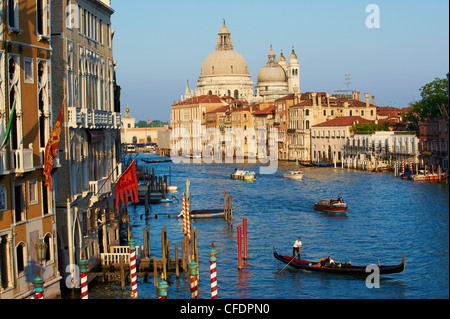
{"left": 44, "top": 103, "right": 64, "bottom": 191}
{"left": 115, "top": 160, "right": 139, "bottom": 209}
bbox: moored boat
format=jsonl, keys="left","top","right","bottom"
{"left": 273, "top": 248, "right": 406, "bottom": 275}
{"left": 140, "top": 158, "right": 172, "bottom": 164}
{"left": 167, "top": 184, "right": 178, "bottom": 192}
{"left": 314, "top": 198, "right": 349, "bottom": 213}
{"left": 284, "top": 170, "right": 304, "bottom": 180}
{"left": 190, "top": 209, "right": 230, "bottom": 219}
{"left": 409, "top": 170, "right": 447, "bottom": 182}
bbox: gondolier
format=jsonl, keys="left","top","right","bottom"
{"left": 293, "top": 237, "right": 303, "bottom": 260}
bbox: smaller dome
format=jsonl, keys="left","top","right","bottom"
{"left": 290, "top": 48, "right": 298, "bottom": 62}
{"left": 257, "top": 64, "right": 287, "bottom": 83}
{"left": 257, "top": 46, "right": 287, "bottom": 83}
{"left": 278, "top": 51, "right": 286, "bottom": 63}
{"left": 219, "top": 19, "right": 230, "bottom": 34}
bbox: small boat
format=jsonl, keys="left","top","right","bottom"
{"left": 144, "top": 196, "right": 177, "bottom": 204}
{"left": 273, "top": 248, "right": 406, "bottom": 275}
{"left": 177, "top": 209, "right": 234, "bottom": 219}
{"left": 409, "top": 170, "right": 446, "bottom": 182}
{"left": 314, "top": 198, "right": 349, "bottom": 213}
{"left": 284, "top": 170, "right": 304, "bottom": 180}
{"left": 167, "top": 184, "right": 178, "bottom": 192}
{"left": 190, "top": 209, "right": 229, "bottom": 219}
{"left": 231, "top": 170, "right": 256, "bottom": 181}
{"left": 140, "top": 158, "right": 172, "bottom": 164}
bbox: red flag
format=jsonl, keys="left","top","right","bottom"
{"left": 115, "top": 160, "right": 139, "bottom": 209}
{"left": 44, "top": 104, "right": 64, "bottom": 191}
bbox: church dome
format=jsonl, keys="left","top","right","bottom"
{"left": 257, "top": 63, "right": 287, "bottom": 83}
{"left": 200, "top": 20, "right": 250, "bottom": 77}
{"left": 257, "top": 46, "right": 287, "bottom": 83}
{"left": 200, "top": 50, "right": 249, "bottom": 76}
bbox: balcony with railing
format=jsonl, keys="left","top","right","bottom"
{"left": 68, "top": 107, "right": 122, "bottom": 130}
{"left": 13, "top": 148, "right": 34, "bottom": 174}
{"left": 89, "top": 177, "right": 112, "bottom": 196}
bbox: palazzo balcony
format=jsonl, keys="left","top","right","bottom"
{"left": 68, "top": 107, "right": 122, "bottom": 130}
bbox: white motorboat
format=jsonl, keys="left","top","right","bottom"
{"left": 283, "top": 170, "right": 304, "bottom": 180}
{"left": 231, "top": 170, "right": 256, "bottom": 181}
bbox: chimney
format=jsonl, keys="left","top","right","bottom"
{"left": 326, "top": 93, "right": 330, "bottom": 107}
{"left": 358, "top": 91, "right": 361, "bottom": 101}
{"left": 372, "top": 95, "right": 375, "bottom": 106}
{"left": 317, "top": 94, "right": 322, "bottom": 106}
{"left": 365, "top": 93, "right": 370, "bottom": 107}
{"left": 311, "top": 92, "right": 317, "bottom": 106}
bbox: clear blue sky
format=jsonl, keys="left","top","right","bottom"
{"left": 111, "top": 0, "right": 449, "bottom": 122}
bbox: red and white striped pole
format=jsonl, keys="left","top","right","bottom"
{"left": 208, "top": 243, "right": 218, "bottom": 299}
{"left": 79, "top": 255, "right": 88, "bottom": 299}
{"left": 186, "top": 196, "right": 191, "bottom": 241}
{"left": 182, "top": 194, "right": 187, "bottom": 236}
{"left": 129, "top": 234, "right": 138, "bottom": 299}
{"left": 189, "top": 260, "right": 198, "bottom": 299}
{"left": 33, "top": 270, "right": 44, "bottom": 300}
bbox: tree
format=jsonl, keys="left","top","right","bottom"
{"left": 404, "top": 77, "right": 449, "bottom": 129}
{"left": 351, "top": 122, "right": 390, "bottom": 134}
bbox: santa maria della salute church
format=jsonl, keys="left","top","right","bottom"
{"left": 190, "top": 20, "right": 300, "bottom": 103}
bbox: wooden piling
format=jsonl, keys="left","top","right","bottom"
{"left": 166, "top": 237, "right": 170, "bottom": 272}
{"left": 175, "top": 244, "right": 179, "bottom": 278}
{"left": 153, "top": 256, "right": 158, "bottom": 286}
{"left": 181, "top": 236, "right": 186, "bottom": 272}
{"left": 237, "top": 226, "right": 242, "bottom": 270}
{"left": 147, "top": 226, "right": 150, "bottom": 257}
{"left": 143, "top": 229, "right": 147, "bottom": 258}
{"left": 120, "top": 256, "right": 125, "bottom": 290}
{"left": 161, "top": 229, "right": 166, "bottom": 280}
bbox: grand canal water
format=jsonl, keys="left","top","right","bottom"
{"left": 89, "top": 153, "right": 449, "bottom": 299}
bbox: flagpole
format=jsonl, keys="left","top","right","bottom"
{"left": 96, "top": 152, "right": 139, "bottom": 196}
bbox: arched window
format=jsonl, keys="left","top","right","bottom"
{"left": 305, "top": 109, "right": 309, "bottom": 116}
{"left": 16, "top": 243, "right": 26, "bottom": 274}
{"left": 208, "top": 90, "right": 212, "bottom": 95}
{"left": 44, "top": 234, "right": 51, "bottom": 262}
{"left": 234, "top": 90, "right": 239, "bottom": 99}
{"left": 306, "top": 120, "right": 310, "bottom": 129}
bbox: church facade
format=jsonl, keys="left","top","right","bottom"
{"left": 194, "top": 20, "right": 300, "bottom": 104}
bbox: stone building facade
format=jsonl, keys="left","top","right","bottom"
{"left": 0, "top": 0, "right": 61, "bottom": 299}
{"left": 51, "top": 0, "right": 122, "bottom": 285}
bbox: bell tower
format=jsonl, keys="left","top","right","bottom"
{"left": 288, "top": 48, "right": 300, "bottom": 94}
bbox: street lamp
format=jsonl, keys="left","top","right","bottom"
{"left": 35, "top": 236, "right": 48, "bottom": 277}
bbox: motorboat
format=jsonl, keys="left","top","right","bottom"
{"left": 230, "top": 169, "right": 256, "bottom": 181}
{"left": 284, "top": 170, "right": 304, "bottom": 180}
{"left": 314, "top": 198, "right": 349, "bottom": 214}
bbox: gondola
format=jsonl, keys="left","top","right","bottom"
{"left": 273, "top": 248, "right": 405, "bottom": 275}
{"left": 140, "top": 158, "right": 172, "bottom": 164}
